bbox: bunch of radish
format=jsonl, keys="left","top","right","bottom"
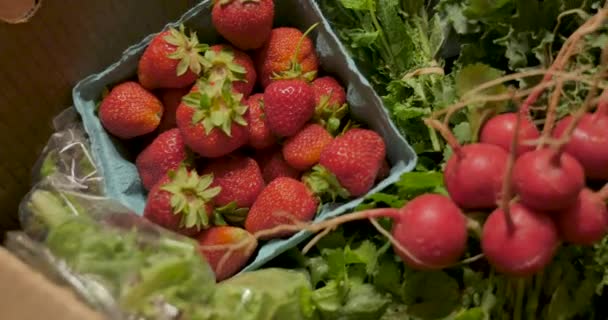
{"left": 205, "top": 5, "right": 608, "bottom": 278}
{"left": 210, "top": 89, "right": 608, "bottom": 278}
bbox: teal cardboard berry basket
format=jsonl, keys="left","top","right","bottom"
{"left": 72, "top": 0, "right": 417, "bottom": 272}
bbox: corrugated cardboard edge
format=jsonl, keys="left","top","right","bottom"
{"left": 0, "top": 248, "right": 106, "bottom": 320}
{"left": 0, "top": 0, "right": 41, "bottom": 23}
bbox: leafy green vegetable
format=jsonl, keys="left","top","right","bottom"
{"left": 26, "top": 189, "right": 216, "bottom": 319}
{"left": 436, "top": 0, "right": 602, "bottom": 71}
{"left": 356, "top": 171, "right": 446, "bottom": 210}
{"left": 210, "top": 269, "right": 318, "bottom": 320}
{"left": 317, "top": 1, "right": 608, "bottom": 320}
{"left": 320, "top": 0, "right": 456, "bottom": 158}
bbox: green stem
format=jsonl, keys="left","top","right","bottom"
{"left": 291, "top": 22, "right": 319, "bottom": 63}
{"left": 368, "top": 2, "right": 394, "bottom": 65}
{"left": 526, "top": 271, "right": 544, "bottom": 319}
{"left": 428, "top": 123, "right": 442, "bottom": 151}
{"left": 513, "top": 278, "right": 525, "bottom": 320}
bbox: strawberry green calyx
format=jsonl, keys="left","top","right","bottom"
{"left": 314, "top": 97, "right": 349, "bottom": 136}
{"left": 160, "top": 167, "right": 221, "bottom": 230}
{"left": 182, "top": 80, "right": 248, "bottom": 136}
{"left": 272, "top": 22, "right": 320, "bottom": 82}
{"left": 164, "top": 24, "right": 210, "bottom": 76}
{"left": 214, "top": 202, "right": 249, "bottom": 226}
{"left": 203, "top": 48, "right": 247, "bottom": 87}
{"left": 303, "top": 165, "right": 350, "bottom": 202}
{"left": 217, "top": 0, "right": 259, "bottom": 5}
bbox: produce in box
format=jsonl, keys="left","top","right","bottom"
{"left": 20, "top": 0, "right": 608, "bottom": 319}
{"left": 72, "top": 0, "right": 415, "bottom": 279}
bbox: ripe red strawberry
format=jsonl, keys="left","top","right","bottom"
{"left": 99, "top": 81, "right": 163, "bottom": 139}
{"left": 264, "top": 79, "right": 316, "bottom": 137}
{"left": 255, "top": 26, "right": 319, "bottom": 88}
{"left": 136, "top": 128, "right": 191, "bottom": 191}
{"left": 255, "top": 149, "right": 301, "bottom": 184}
{"left": 246, "top": 94, "right": 276, "bottom": 149}
{"left": 245, "top": 177, "right": 318, "bottom": 239}
{"left": 200, "top": 155, "right": 265, "bottom": 209}
{"left": 197, "top": 226, "right": 257, "bottom": 281}
{"left": 316, "top": 128, "right": 386, "bottom": 197}
{"left": 138, "top": 25, "right": 208, "bottom": 90}
{"left": 177, "top": 81, "right": 249, "bottom": 158}
{"left": 143, "top": 167, "right": 221, "bottom": 237}
{"left": 376, "top": 159, "right": 391, "bottom": 182}
{"left": 211, "top": 0, "right": 274, "bottom": 51}
{"left": 312, "top": 76, "right": 346, "bottom": 108}
{"left": 282, "top": 123, "right": 333, "bottom": 171}
{"left": 157, "top": 87, "right": 190, "bottom": 132}
{"left": 204, "top": 44, "right": 257, "bottom": 97}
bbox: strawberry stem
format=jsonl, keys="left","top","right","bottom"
{"left": 164, "top": 24, "right": 209, "bottom": 76}
{"left": 182, "top": 80, "right": 248, "bottom": 136}
{"left": 160, "top": 166, "right": 221, "bottom": 230}
{"left": 292, "top": 22, "right": 319, "bottom": 65}
{"left": 272, "top": 23, "right": 320, "bottom": 81}
{"left": 303, "top": 165, "right": 350, "bottom": 202}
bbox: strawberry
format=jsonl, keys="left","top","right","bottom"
{"left": 255, "top": 26, "right": 319, "bottom": 88}
{"left": 200, "top": 155, "right": 265, "bottom": 224}
{"left": 311, "top": 76, "right": 349, "bottom": 134}
{"left": 204, "top": 44, "right": 257, "bottom": 98}
{"left": 211, "top": 0, "right": 274, "bottom": 51}
{"left": 312, "top": 76, "right": 346, "bottom": 108}
{"left": 282, "top": 123, "right": 333, "bottom": 171}
{"left": 246, "top": 94, "right": 276, "bottom": 149}
{"left": 308, "top": 128, "right": 386, "bottom": 198}
{"left": 177, "top": 80, "right": 249, "bottom": 158}
{"left": 197, "top": 226, "right": 257, "bottom": 281}
{"left": 138, "top": 24, "right": 208, "bottom": 90}
{"left": 99, "top": 81, "right": 163, "bottom": 139}
{"left": 245, "top": 177, "right": 318, "bottom": 239}
{"left": 263, "top": 79, "right": 316, "bottom": 137}
{"left": 143, "top": 166, "right": 221, "bottom": 237}
{"left": 136, "top": 128, "right": 191, "bottom": 191}
{"left": 376, "top": 159, "right": 391, "bottom": 182}
{"left": 157, "top": 87, "right": 191, "bottom": 132}
{"left": 256, "top": 148, "right": 301, "bottom": 184}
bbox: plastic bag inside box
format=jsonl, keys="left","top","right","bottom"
{"left": 72, "top": 0, "right": 417, "bottom": 271}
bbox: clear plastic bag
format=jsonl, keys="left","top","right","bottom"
{"left": 31, "top": 107, "right": 104, "bottom": 195}
{"left": 12, "top": 179, "right": 217, "bottom": 320}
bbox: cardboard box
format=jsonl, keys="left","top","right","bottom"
{"left": 0, "top": 247, "right": 105, "bottom": 320}
{"left": 0, "top": 0, "right": 198, "bottom": 236}
{"left": 0, "top": 0, "right": 196, "bottom": 316}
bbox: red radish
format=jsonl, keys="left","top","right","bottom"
{"left": 444, "top": 143, "right": 509, "bottom": 210}
{"left": 211, "top": 193, "right": 468, "bottom": 272}
{"left": 390, "top": 194, "right": 468, "bottom": 270}
{"left": 482, "top": 203, "right": 560, "bottom": 277}
{"left": 281, "top": 194, "right": 467, "bottom": 269}
{"left": 425, "top": 119, "right": 508, "bottom": 210}
{"left": 555, "top": 188, "right": 608, "bottom": 245}
{"left": 512, "top": 148, "right": 585, "bottom": 212}
{"left": 479, "top": 112, "right": 540, "bottom": 156}
{"left": 552, "top": 93, "right": 608, "bottom": 181}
